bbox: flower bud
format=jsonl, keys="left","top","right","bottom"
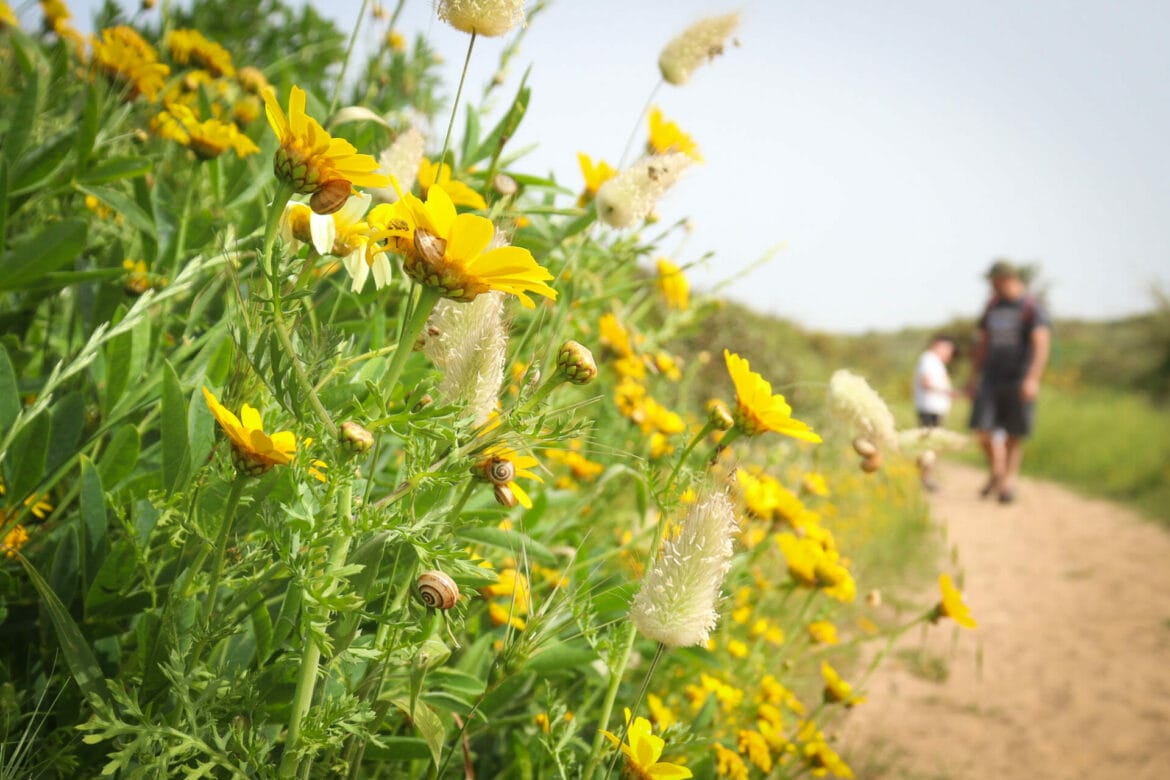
{"left": 339, "top": 421, "right": 374, "bottom": 453}
{"left": 706, "top": 399, "right": 734, "bottom": 431}
{"left": 556, "top": 340, "right": 597, "bottom": 385}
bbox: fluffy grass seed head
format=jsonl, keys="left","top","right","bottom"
{"left": 423, "top": 291, "right": 508, "bottom": 426}
{"left": 827, "top": 369, "right": 898, "bottom": 451}
{"left": 263, "top": 85, "right": 389, "bottom": 212}
{"left": 437, "top": 0, "right": 525, "bottom": 37}
{"left": 895, "top": 426, "right": 969, "bottom": 456}
{"left": 369, "top": 127, "right": 426, "bottom": 203}
{"left": 595, "top": 153, "right": 691, "bottom": 229}
{"left": 630, "top": 492, "right": 738, "bottom": 648}
{"left": 658, "top": 12, "right": 740, "bottom": 86}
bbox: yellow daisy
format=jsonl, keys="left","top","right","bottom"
{"left": 648, "top": 107, "right": 702, "bottom": 162}
{"left": 655, "top": 258, "right": 689, "bottom": 310}
{"left": 165, "top": 28, "right": 235, "bottom": 77}
{"left": 473, "top": 446, "right": 543, "bottom": 509}
{"left": 724, "top": 350, "right": 821, "bottom": 442}
{"left": 820, "top": 661, "right": 865, "bottom": 707}
{"left": 1, "top": 2, "right": 18, "bottom": 28}
{"left": 576, "top": 151, "right": 616, "bottom": 206}
{"left": 262, "top": 85, "right": 389, "bottom": 212}
{"left": 418, "top": 158, "right": 487, "bottom": 210}
{"left": 202, "top": 387, "right": 296, "bottom": 476}
{"left": 603, "top": 710, "right": 693, "bottom": 780}
{"left": 935, "top": 573, "right": 977, "bottom": 629}
{"left": 153, "top": 103, "right": 259, "bottom": 159}
{"left": 391, "top": 184, "right": 556, "bottom": 308}
{"left": 91, "top": 26, "right": 170, "bottom": 101}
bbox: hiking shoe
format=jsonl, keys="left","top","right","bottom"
{"left": 998, "top": 488, "right": 1015, "bottom": 504}
{"left": 979, "top": 479, "right": 997, "bottom": 499}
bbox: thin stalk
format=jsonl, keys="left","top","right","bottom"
{"left": 617, "top": 79, "right": 663, "bottom": 170}
{"left": 188, "top": 476, "right": 247, "bottom": 668}
{"left": 437, "top": 32, "right": 477, "bottom": 169}
{"left": 381, "top": 286, "right": 441, "bottom": 399}
{"left": 664, "top": 421, "right": 715, "bottom": 494}
{"left": 603, "top": 642, "right": 667, "bottom": 779}
{"left": 328, "top": 0, "right": 373, "bottom": 116}
{"left": 279, "top": 481, "right": 354, "bottom": 778}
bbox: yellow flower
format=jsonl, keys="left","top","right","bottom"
{"left": 724, "top": 350, "right": 821, "bottom": 442}
{"left": 263, "top": 85, "right": 388, "bottom": 211}
{"left": 648, "top": 107, "right": 702, "bottom": 162}
{"left": 386, "top": 29, "right": 407, "bottom": 53}
{"left": 807, "top": 620, "right": 839, "bottom": 645}
{"left": 799, "top": 721, "right": 854, "bottom": 778}
{"left": 737, "top": 729, "right": 772, "bottom": 773}
{"left": 577, "top": 151, "right": 616, "bottom": 206}
{"left": 392, "top": 184, "right": 556, "bottom": 308}
{"left": 483, "top": 567, "right": 530, "bottom": 630}
{"left": 820, "top": 661, "right": 865, "bottom": 707}
{"left": 603, "top": 710, "right": 693, "bottom": 780}
{"left": 165, "top": 28, "right": 234, "bottom": 77}
{"left": 655, "top": 258, "right": 689, "bottom": 310}
{"left": 647, "top": 694, "right": 676, "bottom": 730}
{"left": 713, "top": 743, "right": 749, "bottom": 780}
{"left": 935, "top": 573, "right": 976, "bottom": 629}
{"left": 727, "top": 639, "right": 749, "bottom": 659}
{"left": 2, "top": 524, "right": 29, "bottom": 558}
{"left": 418, "top": 159, "right": 487, "bottom": 210}
{"left": 802, "top": 471, "right": 830, "bottom": 497}
{"left": 202, "top": 387, "right": 296, "bottom": 476}
{"left": 91, "top": 26, "right": 170, "bottom": 101}
{"left": 1, "top": 2, "right": 18, "bottom": 28}
{"left": 153, "top": 103, "right": 259, "bottom": 159}
{"left": 599, "top": 313, "right": 635, "bottom": 358}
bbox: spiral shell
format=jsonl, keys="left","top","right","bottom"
{"left": 416, "top": 570, "right": 459, "bottom": 609}
{"left": 493, "top": 483, "right": 518, "bottom": 508}
{"left": 309, "top": 179, "right": 352, "bottom": 215}
{"left": 860, "top": 451, "right": 883, "bottom": 473}
{"left": 852, "top": 436, "right": 878, "bottom": 458}
{"left": 486, "top": 457, "right": 516, "bottom": 487}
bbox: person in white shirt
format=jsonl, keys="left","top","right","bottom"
{"left": 914, "top": 335, "right": 957, "bottom": 427}
{"left": 913, "top": 335, "right": 957, "bottom": 491}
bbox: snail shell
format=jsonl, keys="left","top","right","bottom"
{"left": 494, "top": 484, "right": 518, "bottom": 508}
{"left": 852, "top": 436, "right": 878, "bottom": 458}
{"left": 416, "top": 570, "right": 459, "bottom": 609}
{"left": 414, "top": 228, "right": 447, "bottom": 266}
{"left": 861, "top": 451, "right": 883, "bottom": 473}
{"left": 310, "top": 179, "right": 352, "bottom": 215}
{"left": 486, "top": 457, "right": 516, "bottom": 487}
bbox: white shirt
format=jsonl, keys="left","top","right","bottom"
{"left": 914, "top": 350, "right": 952, "bottom": 415}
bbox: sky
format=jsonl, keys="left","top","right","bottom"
{"left": 66, "top": 0, "right": 1170, "bottom": 332}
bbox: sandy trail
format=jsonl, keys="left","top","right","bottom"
{"left": 842, "top": 461, "right": 1170, "bottom": 780}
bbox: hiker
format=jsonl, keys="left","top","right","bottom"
{"left": 967, "top": 260, "right": 1051, "bottom": 504}
{"left": 913, "top": 335, "right": 957, "bottom": 491}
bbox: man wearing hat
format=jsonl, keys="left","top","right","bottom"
{"left": 967, "top": 259, "right": 1051, "bottom": 503}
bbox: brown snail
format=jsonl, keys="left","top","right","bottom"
{"left": 416, "top": 570, "right": 459, "bottom": 609}
{"left": 486, "top": 457, "right": 515, "bottom": 487}
{"left": 493, "top": 484, "right": 518, "bottom": 508}
{"left": 852, "top": 436, "right": 878, "bottom": 458}
{"left": 309, "top": 179, "right": 352, "bottom": 215}
{"left": 860, "top": 451, "right": 883, "bottom": 473}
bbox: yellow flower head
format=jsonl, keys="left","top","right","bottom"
{"left": 807, "top": 620, "right": 839, "bottom": 645}
{"left": 820, "top": 661, "right": 865, "bottom": 707}
{"left": 724, "top": 350, "right": 821, "bottom": 442}
{"left": 166, "top": 28, "right": 235, "bottom": 77}
{"left": 418, "top": 159, "right": 486, "bottom": 210}
{"left": 576, "top": 152, "right": 616, "bottom": 206}
{"left": 935, "top": 573, "right": 976, "bottom": 629}
{"left": 91, "top": 26, "right": 170, "bottom": 101}
{"left": 648, "top": 107, "right": 702, "bottom": 162}
{"left": 154, "top": 103, "right": 259, "bottom": 160}
{"left": 655, "top": 258, "right": 689, "bottom": 310}
{"left": 713, "top": 743, "right": 749, "bottom": 780}
{"left": 737, "top": 729, "right": 772, "bottom": 773}
{"left": 202, "top": 387, "right": 296, "bottom": 476}
{"left": 263, "top": 85, "right": 389, "bottom": 211}
{"left": 483, "top": 566, "right": 530, "bottom": 630}
{"left": 390, "top": 183, "right": 556, "bottom": 308}
{"left": 473, "top": 445, "right": 543, "bottom": 509}
{"left": 1, "top": 2, "right": 18, "bottom": 28}
{"left": 2, "top": 524, "right": 30, "bottom": 559}
{"left": 603, "top": 710, "right": 693, "bottom": 780}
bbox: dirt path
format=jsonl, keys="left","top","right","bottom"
{"left": 842, "top": 461, "right": 1170, "bottom": 780}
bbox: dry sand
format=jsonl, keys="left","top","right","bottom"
{"left": 842, "top": 461, "right": 1170, "bottom": 780}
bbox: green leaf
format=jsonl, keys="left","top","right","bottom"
{"left": 47, "top": 390, "right": 85, "bottom": 473}
{"left": 362, "top": 737, "right": 433, "bottom": 762}
{"left": 80, "top": 156, "right": 153, "bottom": 185}
{"left": 0, "top": 219, "right": 88, "bottom": 290}
{"left": 49, "top": 524, "right": 80, "bottom": 607}
{"left": 251, "top": 600, "right": 273, "bottom": 666}
{"left": 2, "top": 37, "right": 46, "bottom": 166}
{"left": 77, "top": 184, "right": 156, "bottom": 238}
{"left": 97, "top": 424, "right": 140, "bottom": 488}
{"left": 16, "top": 553, "right": 109, "bottom": 706}
{"left": 390, "top": 697, "right": 445, "bottom": 768}
{"left": 75, "top": 83, "right": 101, "bottom": 171}
{"left": 10, "top": 129, "right": 76, "bottom": 194}
{"left": 0, "top": 345, "right": 18, "bottom": 433}
{"left": 79, "top": 455, "right": 108, "bottom": 583}
{"left": 457, "top": 525, "right": 558, "bottom": 565}
{"left": 161, "top": 361, "right": 190, "bottom": 495}
{"left": 103, "top": 307, "right": 150, "bottom": 415}
{"left": 473, "top": 76, "right": 530, "bottom": 164}
{"left": 85, "top": 539, "right": 136, "bottom": 613}
{"left": 5, "top": 410, "right": 49, "bottom": 502}
{"left": 0, "top": 157, "right": 9, "bottom": 250}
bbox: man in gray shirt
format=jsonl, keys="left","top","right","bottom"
{"left": 968, "top": 260, "right": 1051, "bottom": 503}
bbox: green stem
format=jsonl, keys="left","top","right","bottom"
{"left": 617, "top": 79, "right": 663, "bottom": 170}
{"left": 170, "top": 180, "right": 197, "bottom": 280}
{"left": 437, "top": 32, "right": 477, "bottom": 169}
{"left": 189, "top": 476, "right": 247, "bottom": 667}
{"left": 279, "top": 481, "right": 354, "bottom": 778}
{"left": 604, "top": 642, "right": 667, "bottom": 779}
{"left": 261, "top": 185, "right": 338, "bottom": 437}
{"left": 447, "top": 480, "right": 476, "bottom": 526}
{"left": 585, "top": 627, "right": 636, "bottom": 779}
{"left": 328, "top": 0, "right": 372, "bottom": 116}
{"left": 664, "top": 421, "right": 715, "bottom": 494}
{"left": 381, "top": 286, "right": 441, "bottom": 400}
